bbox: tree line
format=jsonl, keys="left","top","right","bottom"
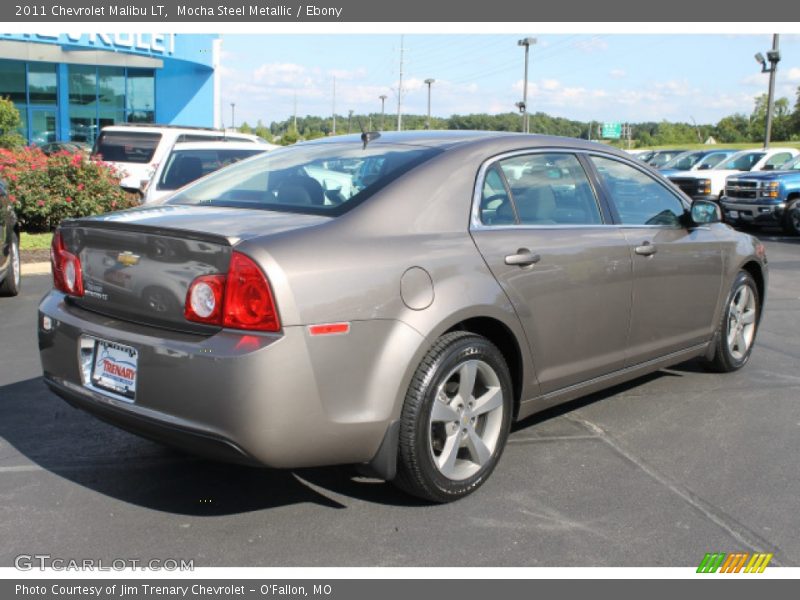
{"left": 239, "top": 86, "right": 800, "bottom": 147}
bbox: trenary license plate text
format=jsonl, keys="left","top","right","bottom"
{"left": 91, "top": 340, "right": 138, "bottom": 399}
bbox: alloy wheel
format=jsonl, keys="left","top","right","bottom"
{"left": 428, "top": 359, "right": 504, "bottom": 481}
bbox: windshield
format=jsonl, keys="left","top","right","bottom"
{"left": 662, "top": 151, "right": 704, "bottom": 171}
{"left": 169, "top": 142, "right": 442, "bottom": 216}
{"left": 720, "top": 152, "right": 765, "bottom": 171}
{"left": 157, "top": 148, "right": 266, "bottom": 191}
{"left": 93, "top": 131, "right": 162, "bottom": 163}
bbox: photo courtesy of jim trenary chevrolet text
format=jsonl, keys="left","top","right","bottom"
{"left": 0, "top": 0, "right": 799, "bottom": 596}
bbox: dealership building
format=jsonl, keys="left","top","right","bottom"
{"left": 0, "top": 33, "right": 221, "bottom": 146}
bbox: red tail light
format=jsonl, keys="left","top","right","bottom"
{"left": 51, "top": 230, "right": 84, "bottom": 297}
{"left": 184, "top": 251, "right": 280, "bottom": 332}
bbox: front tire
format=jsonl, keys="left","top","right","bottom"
{"left": 706, "top": 271, "right": 760, "bottom": 372}
{"left": 393, "top": 331, "right": 513, "bottom": 503}
{"left": 0, "top": 234, "right": 21, "bottom": 297}
{"left": 782, "top": 199, "right": 800, "bottom": 236}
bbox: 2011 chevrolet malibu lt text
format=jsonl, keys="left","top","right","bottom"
{"left": 38, "top": 131, "right": 767, "bottom": 502}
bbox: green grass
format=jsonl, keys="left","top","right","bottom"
{"left": 20, "top": 232, "right": 53, "bottom": 251}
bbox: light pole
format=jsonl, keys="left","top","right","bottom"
{"left": 517, "top": 37, "right": 536, "bottom": 134}
{"left": 424, "top": 78, "right": 435, "bottom": 130}
{"left": 348, "top": 109, "right": 354, "bottom": 134}
{"left": 755, "top": 34, "right": 781, "bottom": 149}
{"left": 230, "top": 103, "right": 235, "bottom": 130}
{"left": 379, "top": 94, "right": 387, "bottom": 131}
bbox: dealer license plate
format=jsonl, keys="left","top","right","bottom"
{"left": 90, "top": 339, "right": 138, "bottom": 400}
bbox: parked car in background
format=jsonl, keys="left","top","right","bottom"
{"left": 0, "top": 179, "right": 20, "bottom": 297}
{"left": 632, "top": 149, "right": 657, "bottom": 164}
{"left": 143, "top": 141, "right": 275, "bottom": 204}
{"left": 658, "top": 149, "right": 737, "bottom": 176}
{"left": 667, "top": 147, "right": 799, "bottom": 202}
{"left": 39, "top": 131, "right": 767, "bottom": 503}
{"left": 646, "top": 149, "right": 688, "bottom": 168}
{"left": 38, "top": 141, "right": 91, "bottom": 157}
{"left": 721, "top": 154, "right": 800, "bottom": 235}
{"left": 92, "top": 125, "right": 272, "bottom": 197}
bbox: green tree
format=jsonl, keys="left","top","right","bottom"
{"left": 238, "top": 121, "right": 253, "bottom": 134}
{"left": 0, "top": 97, "right": 25, "bottom": 149}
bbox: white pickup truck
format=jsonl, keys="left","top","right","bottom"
{"left": 666, "top": 147, "right": 798, "bottom": 202}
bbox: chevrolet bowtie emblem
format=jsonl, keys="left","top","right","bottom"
{"left": 116, "top": 251, "right": 140, "bottom": 267}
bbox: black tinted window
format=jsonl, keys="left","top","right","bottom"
{"left": 591, "top": 156, "right": 685, "bottom": 226}
{"left": 93, "top": 131, "right": 161, "bottom": 163}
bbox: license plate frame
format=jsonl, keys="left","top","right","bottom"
{"left": 89, "top": 338, "right": 138, "bottom": 401}
{"left": 727, "top": 210, "right": 739, "bottom": 219}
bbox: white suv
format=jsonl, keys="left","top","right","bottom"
{"left": 92, "top": 125, "right": 271, "bottom": 197}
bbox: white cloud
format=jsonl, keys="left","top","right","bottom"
{"left": 786, "top": 67, "right": 800, "bottom": 83}
{"left": 609, "top": 69, "right": 626, "bottom": 79}
{"left": 573, "top": 37, "right": 608, "bottom": 53}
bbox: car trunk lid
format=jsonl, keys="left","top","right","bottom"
{"left": 60, "top": 205, "right": 331, "bottom": 334}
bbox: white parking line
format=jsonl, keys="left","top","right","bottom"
{"left": 0, "top": 465, "right": 44, "bottom": 473}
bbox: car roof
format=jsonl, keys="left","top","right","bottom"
{"left": 298, "top": 130, "right": 636, "bottom": 159}
{"left": 169, "top": 141, "right": 276, "bottom": 152}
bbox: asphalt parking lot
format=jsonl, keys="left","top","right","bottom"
{"left": 1, "top": 233, "right": 799, "bottom": 568}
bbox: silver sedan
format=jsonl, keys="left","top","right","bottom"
{"left": 38, "top": 131, "right": 767, "bottom": 502}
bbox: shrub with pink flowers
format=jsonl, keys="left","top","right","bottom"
{"left": 0, "top": 146, "right": 139, "bottom": 232}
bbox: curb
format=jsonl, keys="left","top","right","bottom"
{"left": 22, "top": 262, "right": 51, "bottom": 276}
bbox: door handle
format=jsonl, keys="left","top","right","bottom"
{"left": 634, "top": 242, "right": 657, "bottom": 256}
{"left": 505, "top": 249, "right": 541, "bottom": 267}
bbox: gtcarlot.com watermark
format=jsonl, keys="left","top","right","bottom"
{"left": 14, "top": 554, "right": 194, "bottom": 571}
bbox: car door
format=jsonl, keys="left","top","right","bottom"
{"left": 470, "top": 151, "right": 633, "bottom": 394}
{"left": 588, "top": 154, "right": 723, "bottom": 365}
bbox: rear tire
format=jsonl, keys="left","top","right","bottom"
{"left": 0, "top": 234, "right": 21, "bottom": 297}
{"left": 393, "top": 331, "right": 513, "bottom": 503}
{"left": 705, "top": 271, "right": 760, "bottom": 373}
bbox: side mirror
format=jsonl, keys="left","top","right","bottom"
{"left": 691, "top": 200, "right": 721, "bottom": 225}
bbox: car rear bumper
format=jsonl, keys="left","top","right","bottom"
{"left": 38, "top": 290, "right": 424, "bottom": 469}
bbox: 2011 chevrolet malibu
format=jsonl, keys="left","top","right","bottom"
{"left": 38, "top": 131, "right": 767, "bottom": 502}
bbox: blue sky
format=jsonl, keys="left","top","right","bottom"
{"left": 220, "top": 34, "right": 800, "bottom": 127}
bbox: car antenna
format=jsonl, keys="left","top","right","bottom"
{"left": 357, "top": 116, "right": 380, "bottom": 149}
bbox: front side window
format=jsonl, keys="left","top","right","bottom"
{"left": 590, "top": 156, "right": 685, "bottom": 227}
{"left": 481, "top": 153, "right": 602, "bottom": 226}
{"left": 721, "top": 152, "right": 765, "bottom": 172}
{"left": 169, "top": 142, "right": 441, "bottom": 216}
{"left": 764, "top": 153, "right": 793, "bottom": 170}
{"left": 697, "top": 152, "right": 731, "bottom": 170}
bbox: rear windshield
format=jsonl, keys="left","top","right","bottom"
{"left": 168, "top": 142, "right": 442, "bottom": 216}
{"left": 157, "top": 148, "right": 266, "bottom": 191}
{"left": 93, "top": 131, "right": 162, "bottom": 163}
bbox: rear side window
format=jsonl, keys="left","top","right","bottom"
{"left": 591, "top": 156, "right": 685, "bottom": 226}
{"left": 481, "top": 153, "right": 602, "bottom": 226}
{"left": 93, "top": 132, "right": 162, "bottom": 163}
{"left": 157, "top": 148, "right": 265, "bottom": 191}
